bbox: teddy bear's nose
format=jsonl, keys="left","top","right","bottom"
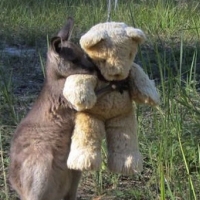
{"left": 113, "top": 74, "right": 123, "bottom": 80}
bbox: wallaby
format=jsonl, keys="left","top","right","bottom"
{"left": 9, "top": 17, "right": 99, "bottom": 200}
{"left": 9, "top": 17, "right": 129, "bottom": 200}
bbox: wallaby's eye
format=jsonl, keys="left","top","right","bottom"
{"left": 60, "top": 47, "right": 79, "bottom": 62}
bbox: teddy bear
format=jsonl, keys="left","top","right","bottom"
{"left": 63, "top": 22, "right": 160, "bottom": 175}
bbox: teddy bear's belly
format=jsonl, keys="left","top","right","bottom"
{"left": 88, "top": 91, "right": 133, "bottom": 119}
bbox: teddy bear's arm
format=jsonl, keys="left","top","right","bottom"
{"left": 129, "top": 63, "right": 160, "bottom": 106}
{"left": 63, "top": 74, "right": 98, "bottom": 111}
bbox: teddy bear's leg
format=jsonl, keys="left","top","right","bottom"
{"left": 67, "top": 112, "right": 105, "bottom": 171}
{"left": 106, "top": 110, "right": 143, "bottom": 175}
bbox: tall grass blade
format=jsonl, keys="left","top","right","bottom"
{"left": 177, "top": 130, "right": 197, "bottom": 200}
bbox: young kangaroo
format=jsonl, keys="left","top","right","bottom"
{"left": 9, "top": 18, "right": 98, "bottom": 200}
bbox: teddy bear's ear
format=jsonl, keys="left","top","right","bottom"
{"left": 126, "top": 28, "right": 146, "bottom": 44}
{"left": 80, "top": 31, "right": 106, "bottom": 50}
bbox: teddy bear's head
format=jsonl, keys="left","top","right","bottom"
{"left": 80, "top": 22, "right": 146, "bottom": 81}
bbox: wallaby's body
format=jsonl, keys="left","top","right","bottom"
{"left": 9, "top": 18, "right": 96, "bottom": 200}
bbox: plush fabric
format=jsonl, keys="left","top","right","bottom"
{"left": 63, "top": 22, "right": 160, "bottom": 175}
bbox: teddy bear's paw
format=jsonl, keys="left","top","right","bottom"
{"left": 67, "top": 149, "right": 101, "bottom": 171}
{"left": 73, "top": 92, "right": 97, "bottom": 111}
{"left": 107, "top": 151, "right": 143, "bottom": 175}
{"left": 63, "top": 75, "right": 97, "bottom": 111}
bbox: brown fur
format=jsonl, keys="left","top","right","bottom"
{"left": 9, "top": 18, "right": 97, "bottom": 200}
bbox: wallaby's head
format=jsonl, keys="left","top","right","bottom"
{"left": 47, "top": 17, "right": 95, "bottom": 78}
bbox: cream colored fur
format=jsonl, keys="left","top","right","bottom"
{"left": 63, "top": 74, "right": 98, "bottom": 111}
{"left": 131, "top": 63, "right": 160, "bottom": 105}
{"left": 63, "top": 22, "right": 160, "bottom": 175}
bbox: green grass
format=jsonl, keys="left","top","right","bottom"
{"left": 0, "top": 0, "right": 200, "bottom": 199}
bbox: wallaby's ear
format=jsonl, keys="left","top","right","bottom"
{"left": 50, "top": 36, "right": 78, "bottom": 60}
{"left": 51, "top": 36, "right": 62, "bottom": 54}
{"left": 57, "top": 17, "right": 74, "bottom": 41}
